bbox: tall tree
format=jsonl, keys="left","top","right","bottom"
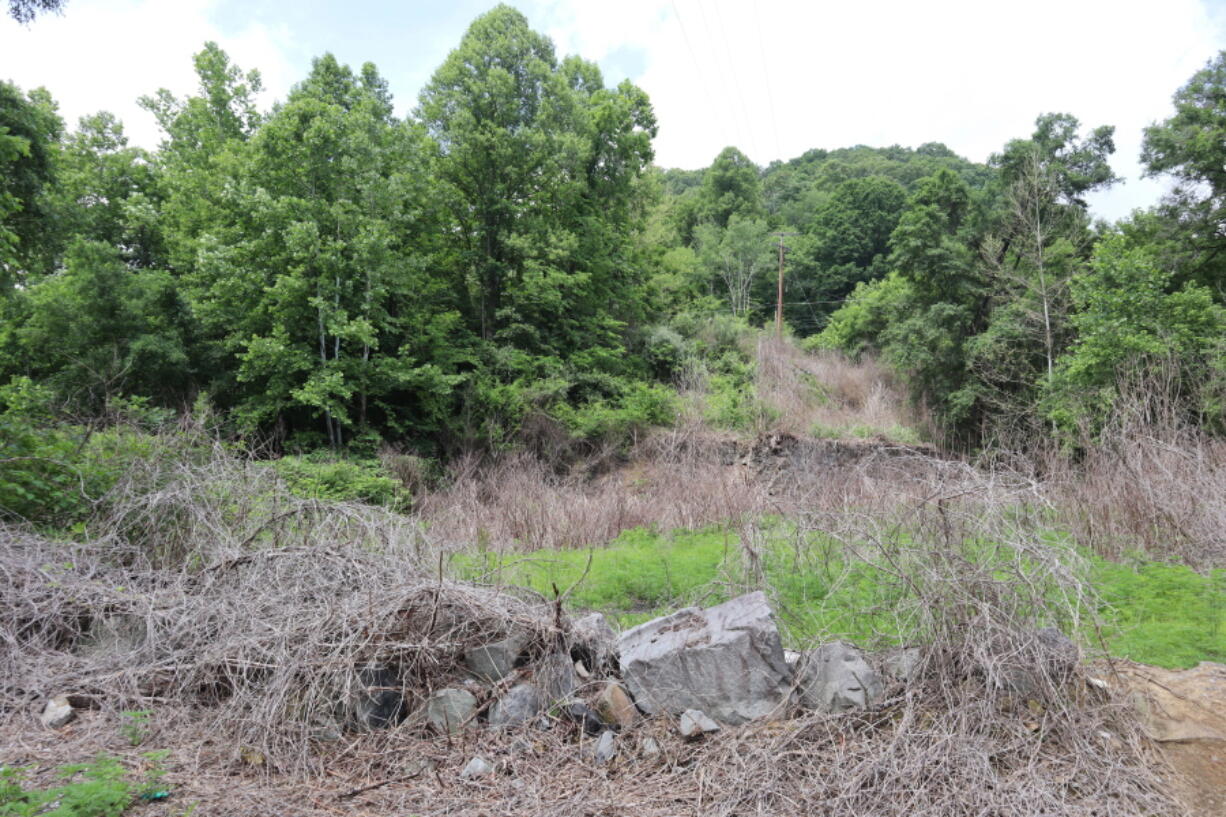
{"left": 418, "top": 4, "right": 656, "bottom": 362}
{"left": 183, "top": 53, "right": 455, "bottom": 447}
{"left": 1142, "top": 50, "right": 1226, "bottom": 292}
{"left": 0, "top": 81, "right": 61, "bottom": 288}
{"left": 700, "top": 146, "right": 765, "bottom": 229}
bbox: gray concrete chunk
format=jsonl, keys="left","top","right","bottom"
{"left": 423, "top": 688, "right": 478, "bottom": 734}
{"left": 40, "top": 696, "right": 75, "bottom": 728}
{"left": 797, "top": 643, "right": 883, "bottom": 713}
{"left": 679, "top": 708, "right": 720, "bottom": 738}
{"left": 465, "top": 632, "right": 530, "bottom": 683}
{"left": 617, "top": 591, "right": 792, "bottom": 725}
{"left": 488, "top": 683, "right": 544, "bottom": 728}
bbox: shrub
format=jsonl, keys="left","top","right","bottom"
{"left": 270, "top": 455, "right": 411, "bottom": 511}
{"left": 553, "top": 382, "right": 680, "bottom": 447}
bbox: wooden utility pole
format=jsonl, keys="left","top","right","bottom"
{"left": 772, "top": 232, "right": 798, "bottom": 338}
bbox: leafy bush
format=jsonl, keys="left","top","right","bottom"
{"left": 0, "top": 377, "right": 165, "bottom": 528}
{"left": 270, "top": 455, "right": 411, "bottom": 511}
{"left": 553, "top": 382, "right": 679, "bottom": 446}
{"left": 704, "top": 374, "right": 778, "bottom": 431}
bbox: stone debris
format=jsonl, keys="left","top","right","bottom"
{"left": 352, "top": 665, "right": 403, "bottom": 729}
{"left": 572, "top": 612, "right": 618, "bottom": 671}
{"left": 797, "top": 643, "right": 883, "bottom": 713}
{"left": 595, "top": 681, "right": 638, "bottom": 729}
{"left": 592, "top": 729, "right": 616, "bottom": 764}
{"left": 423, "top": 688, "right": 478, "bottom": 734}
{"left": 617, "top": 591, "right": 792, "bottom": 725}
{"left": 40, "top": 696, "right": 75, "bottom": 728}
{"left": 465, "top": 632, "right": 530, "bottom": 683}
{"left": 563, "top": 701, "right": 605, "bottom": 736}
{"left": 488, "top": 683, "right": 545, "bottom": 728}
{"left": 882, "top": 647, "right": 922, "bottom": 683}
{"left": 678, "top": 709, "right": 720, "bottom": 738}
{"left": 461, "top": 756, "right": 494, "bottom": 779}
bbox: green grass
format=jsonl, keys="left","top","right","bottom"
{"left": 1093, "top": 558, "right": 1226, "bottom": 668}
{"left": 454, "top": 523, "right": 1226, "bottom": 669}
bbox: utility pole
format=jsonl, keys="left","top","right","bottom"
{"left": 772, "top": 232, "right": 798, "bottom": 338}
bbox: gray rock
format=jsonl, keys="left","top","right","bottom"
{"left": 996, "top": 628, "right": 1080, "bottom": 694}
{"left": 617, "top": 591, "right": 792, "bottom": 725}
{"left": 592, "top": 730, "right": 616, "bottom": 764}
{"left": 423, "top": 688, "right": 478, "bottom": 734}
{"left": 488, "top": 683, "right": 544, "bottom": 728}
{"left": 882, "top": 647, "right": 922, "bottom": 683}
{"left": 572, "top": 612, "right": 617, "bottom": 671}
{"left": 465, "top": 632, "right": 530, "bottom": 683}
{"left": 460, "top": 756, "right": 494, "bottom": 779}
{"left": 351, "top": 665, "right": 402, "bottom": 729}
{"left": 537, "top": 650, "right": 576, "bottom": 702}
{"left": 678, "top": 709, "right": 720, "bottom": 738}
{"left": 595, "top": 681, "right": 638, "bottom": 729}
{"left": 641, "top": 736, "right": 661, "bottom": 757}
{"left": 797, "top": 643, "right": 883, "bottom": 713}
{"left": 564, "top": 701, "right": 605, "bottom": 736}
{"left": 40, "top": 696, "right": 74, "bottom": 728}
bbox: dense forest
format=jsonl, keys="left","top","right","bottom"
{"left": 3, "top": 3, "right": 1226, "bottom": 489}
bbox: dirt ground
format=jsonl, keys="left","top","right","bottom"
{"left": 1116, "top": 660, "right": 1226, "bottom": 816}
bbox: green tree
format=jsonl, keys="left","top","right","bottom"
{"left": 0, "top": 81, "right": 61, "bottom": 288}
{"left": 11, "top": 240, "right": 191, "bottom": 410}
{"left": 699, "top": 146, "right": 764, "bottom": 229}
{"left": 695, "top": 215, "right": 771, "bottom": 317}
{"left": 1045, "top": 234, "right": 1226, "bottom": 433}
{"left": 184, "top": 53, "right": 457, "bottom": 447}
{"left": 1142, "top": 51, "right": 1226, "bottom": 291}
{"left": 418, "top": 4, "right": 657, "bottom": 401}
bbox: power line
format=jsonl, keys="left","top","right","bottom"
{"left": 752, "top": 0, "right": 783, "bottom": 161}
{"left": 669, "top": 0, "right": 733, "bottom": 155}
{"left": 711, "top": 0, "right": 760, "bottom": 160}
{"left": 693, "top": 0, "right": 752, "bottom": 156}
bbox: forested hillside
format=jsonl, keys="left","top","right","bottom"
{"left": 2, "top": 2, "right": 1226, "bottom": 503}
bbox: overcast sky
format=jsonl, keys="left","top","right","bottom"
{"left": 3, "top": 0, "right": 1225, "bottom": 220}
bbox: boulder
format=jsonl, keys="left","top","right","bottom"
{"left": 678, "top": 709, "right": 720, "bottom": 738}
{"left": 595, "top": 681, "right": 638, "bottom": 729}
{"left": 488, "top": 683, "right": 544, "bottom": 728}
{"left": 40, "top": 696, "right": 75, "bottom": 728}
{"left": 465, "top": 632, "right": 530, "bottom": 683}
{"left": 797, "top": 643, "right": 883, "bottom": 713}
{"left": 617, "top": 591, "right": 791, "bottom": 725}
{"left": 351, "top": 665, "right": 403, "bottom": 729}
{"left": 423, "top": 688, "right": 478, "bottom": 734}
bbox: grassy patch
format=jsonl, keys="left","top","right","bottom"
{"left": 1093, "top": 558, "right": 1226, "bottom": 668}
{"left": 455, "top": 523, "right": 1226, "bottom": 668}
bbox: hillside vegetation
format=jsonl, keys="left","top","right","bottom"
{"left": 3, "top": 4, "right": 1226, "bottom": 816}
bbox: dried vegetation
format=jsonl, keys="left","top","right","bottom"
{"left": 2, "top": 351, "right": 1218, "bottom": 815}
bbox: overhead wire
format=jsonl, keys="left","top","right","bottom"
{"left": 669, "top": 0, "right": 736, "bottom": 159}
{"left": 752, "top": 0, "right": 784, "bottom": 162}
{"left": 710, "top": 0, "right": 761, "bottom": 161}
{"left": 692, "top": 0, "right": 753, "bottom": 156}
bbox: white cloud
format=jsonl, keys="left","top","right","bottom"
{"left": 3, "top": 0, "right": 1222, "bottom": 221}
{"left": 528, "top": 0, "right": 1226, "bottom": 221}
{"left": 0, "top": 0, "right": 295, "bottom": 149}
